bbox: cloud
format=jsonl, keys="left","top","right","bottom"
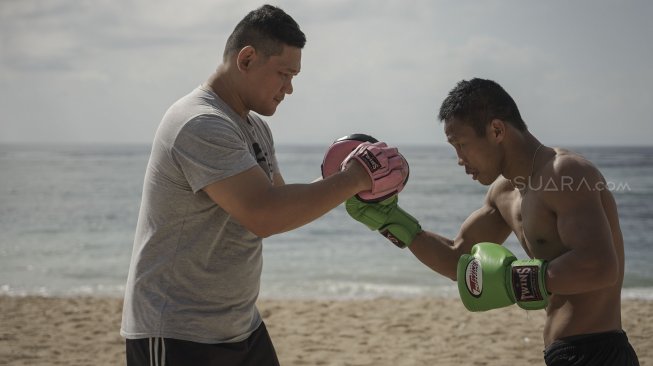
{"left": 0, "top": 0, "right": 652, "bottom": 145}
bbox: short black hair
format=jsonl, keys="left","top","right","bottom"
{"left": 224, "top": 4, "right": 306, "bottom": 60}
{"left": 438, "top": 78, "right": 527, "bottom": 136}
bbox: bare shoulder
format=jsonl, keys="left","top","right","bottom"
{"left": 486, "top": 176, "right": 516, "bottom": 206}
{"left": 551, "top": 147, "right": 594, "bottom": 168}
{"left": 549, "top": 148, "right": 605, "bottom": 184}
{"left": 537, "top": 148, "right": 608, "bottom": 210}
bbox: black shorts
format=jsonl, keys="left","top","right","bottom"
{"left": 125, "top": 322, "right": 280, "bottom": 366}
{"left": 544, "top": 330, "right": 639, "bottom": 366}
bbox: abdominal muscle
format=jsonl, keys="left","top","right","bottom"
{"left": 537, "top": 187, "right": 626, "bottom": 346}
{"left": 543, "top": 284, "right": 623, "bottom": 346}
{"left": 503, "top": 189, "right": 624, "bottom": 346}
{"left": 494, "top": 174, "right": 625, "bottom": 346}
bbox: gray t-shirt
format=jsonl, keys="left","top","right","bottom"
{"left": 120, "top": 86, "right": 278, "bottom": 343}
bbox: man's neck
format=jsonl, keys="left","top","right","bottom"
{"left": 503, "top": 132, "right": 543, "bottom": 186}
{"left": 204, "top": 67, "right": 249, "bottom": 119}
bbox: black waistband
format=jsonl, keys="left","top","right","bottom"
{"left": 546, "top": 330, "right": 626, "bottom": 351}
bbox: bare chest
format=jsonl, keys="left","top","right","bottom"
{"left": 500, "top": 190, "right": 565, "bottom": 260}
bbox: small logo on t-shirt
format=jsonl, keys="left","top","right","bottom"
{"left": 252, "top": 142, "right": 273, "bottom": 177}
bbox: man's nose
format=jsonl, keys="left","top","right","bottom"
{"left": 284, "top": 79, "right": 293, "bottom": 95}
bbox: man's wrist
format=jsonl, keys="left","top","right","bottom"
{"left": 343, "top": 160, "right": 372, "bottom": 192}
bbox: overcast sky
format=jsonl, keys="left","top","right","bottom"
{"left": 1, "top": 0, "right": 652, "bottom": 146}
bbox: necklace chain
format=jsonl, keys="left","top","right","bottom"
{"left": 530, "top": 143, "right": 544, "bottom": 179}
{"left": 511, "top": 143, "right": 543, "bottom": 192}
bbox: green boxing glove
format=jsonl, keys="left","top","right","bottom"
{"left": 457, "top": 242, "right": 550, "bottom": 311}
{"left": 345, "top": 195, "right": 422, "bottom": 248}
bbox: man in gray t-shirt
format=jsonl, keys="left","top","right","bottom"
{"left": 121, "top": 85, "right": 277, "bottom": 344}
{"left": 121, "top": 5, "right": 408, "bottom": 366}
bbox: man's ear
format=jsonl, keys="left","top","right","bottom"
{"left": 236, "top": 46, "right": 256, "bottom": 71}
{"left": 488, "top": 119, "right": 506, "bottom": 143}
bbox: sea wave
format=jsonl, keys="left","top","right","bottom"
{"left": 3, "top": 283, "right": 652, "bottom": 301}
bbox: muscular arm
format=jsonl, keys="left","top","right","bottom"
{"left": 409, "top": 184, "right": 512, "bottom": 280}
{"left": 544, "top": 161, "right": 619, "bottom": 294}
{"left": 203, "top": 163, "right": 369, "bottom": 238}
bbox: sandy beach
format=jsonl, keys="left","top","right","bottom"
{"left": 0, "top": 296, "right": 650, "bottom": 366}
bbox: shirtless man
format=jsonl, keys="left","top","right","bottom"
{"left": 345, "top": 78, "right": 640, "bottom": 365}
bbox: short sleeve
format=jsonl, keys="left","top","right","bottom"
{"left": 171, "top": 115, "right": 258, "bottom": 193}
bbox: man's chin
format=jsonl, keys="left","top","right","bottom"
{"left": 253, "top": 109, "right": 276, "bottom": 117}
{"left": 476, "top": 175, "right": 497, "bottom": 186}
{"left": 254, "top": 106, "right": 277, "bottom": 117}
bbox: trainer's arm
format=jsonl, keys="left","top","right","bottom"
{"left": 543, "top": 162, "right": 619, "bottom": 294}
{"left": 409, "top": 186, "right": 512, "bottom": 280}
{"left": 203, "top": 163, "right": 369, "bottom": 238}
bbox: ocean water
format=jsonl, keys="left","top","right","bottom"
{"left": 0, "top": 144, "right": 651, "bottom": 299}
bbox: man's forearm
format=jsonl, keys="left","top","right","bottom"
{"left": 545, "top": 249, "right": 619, "bottom": 295}
{"left": 253, "top": 171, "right": 364, "bottom": 237}
{"left": 409, "top": 231, "right": 460, "bottom": 280}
